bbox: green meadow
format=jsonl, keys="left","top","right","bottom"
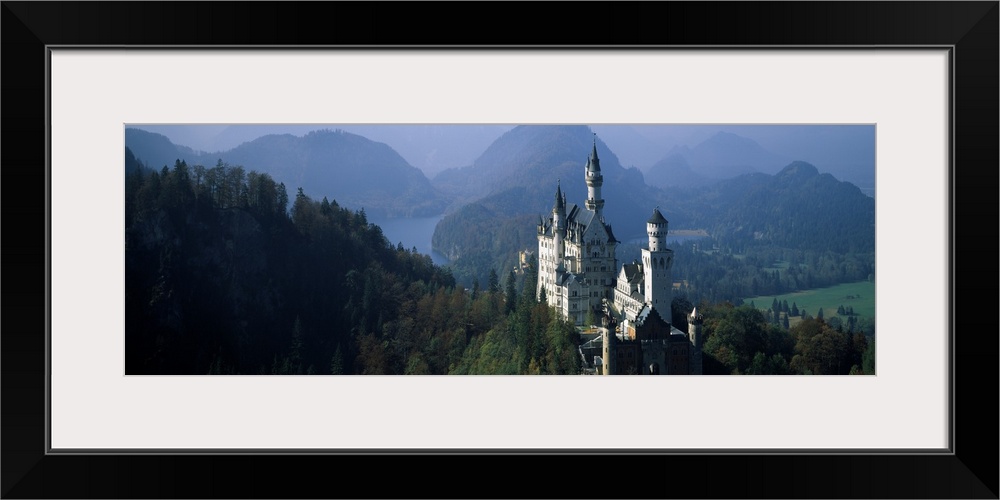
{"left": 744, "top": 280, "right": 876, "bottom": 323}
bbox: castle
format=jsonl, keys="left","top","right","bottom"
{"left": 536, "top": 140, "right": 702, "bottom": 375}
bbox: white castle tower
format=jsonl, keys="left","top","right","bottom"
{"left": 688, "top": 307, "right": 704, "bottom": 375}
{"left": 535, "top": 138, "right": 618, "bottom": 325}
{"left": 584, "top": 138, "right": 604, "bottom": 218}
{"left": 601, "top": 321, "right": 615, "bottom": 376}
{"left": 642, "top": 207, "right": 673, "bottom": 312}
{"left": 553, "top": 181, "right": 566, "bottom": 265}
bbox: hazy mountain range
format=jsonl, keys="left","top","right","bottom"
{"left": 126, "top": 127, "right": 447, "bottom": 217}
{"left": 133, "top": 124, "right": 875, "bottom": 192}
{"left": 126, "top": 123, "right": 876, "bottom": 287}
{"left": 132, "top": 124, "right": 513, "bottom": 178}
{"left": 427, "top": 125, "right": 873, "bottom": 283}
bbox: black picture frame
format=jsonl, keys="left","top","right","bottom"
{"left": 3, "top": 2, "right": 996, "bottom": 498}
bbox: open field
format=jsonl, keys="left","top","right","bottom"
{"left": 744, "top": 280, "right": 875, "bottom": 323}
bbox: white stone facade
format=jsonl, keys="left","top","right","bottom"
{"left": 537, "top": 143, "right": 618, "bottom": 326}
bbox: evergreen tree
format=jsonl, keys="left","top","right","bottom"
{"left": 862, "top": 337, "right": 876, "bottom": 374}
{"left": 276, "top": 182, "right": 288, "bottom": 215}
{"left": 290, "top": 316, "right": 304, "bottom": 375}
{"left": 791, "top": 302, "right": 799, "bottom": 316}
{"left": 817, "top": 308, "right": 824, "bottom": 321}
{"left": 488, "top": 268, "right": 500, "bottom": 294}
{"left": 505, "top": 271, "right": 517, "bottom": 314}
{"left": 330, "top": 343, "right": 344, "bottom": 375}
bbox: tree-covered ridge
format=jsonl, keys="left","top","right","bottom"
{"left": 125, "top": 159, "right": 578, "bottom": 375}
{"left": 672, "top": 161, "right": 876, "bottom": 254}
{"left": 125, "top": 127, "right": 448, "bottom": 218}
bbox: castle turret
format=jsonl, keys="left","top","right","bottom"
{"left": 553, "top": 181, "right": 566, "bottom": 260}
{"left": 647, "top": 206, "right": 668, "bottom": 252}
{"left": 688, "top": 307, "right": 703, "bottom": 375}
{"left": 642, "top": 207, "right": 673, "bottom": 313}
{"left": 584, "top": 137, "right": 605, "bottom": 217}
{"left": 602, "top": 322, "right": 616, "bottom": 375}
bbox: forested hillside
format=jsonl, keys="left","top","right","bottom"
{"left": 681, "top": 302, "right": 874, "bottom": 375}
{"left": 125, "top": 159, "right": 578, "bottom": 375}
{"left": 672, "top": 161, "right": 876, "bottom": 254}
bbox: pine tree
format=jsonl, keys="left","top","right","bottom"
{"left": 330, "top": 343, "right": 344, "bottom": 375}
{"left": 290, "top": 316, "right": 304, "bottom": 374}
{"left": 488, "top": 268, "right": 500, "bottom": 294}
{"left": 505, "top": 271, "right": 517, "bottom": 314}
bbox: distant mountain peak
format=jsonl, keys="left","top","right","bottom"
{"left": 777, "top": 161, "right": 820, "bottom": 177}
{"left": 702, "top": 130, "right": 753, "bottom": 145}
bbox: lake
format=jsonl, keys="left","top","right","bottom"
{"left": 369, "top": 214, "right": 450, "bottom": 265}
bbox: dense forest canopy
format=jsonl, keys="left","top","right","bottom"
{"left": 125, "top": 159, "right": 579, "bottom": 375}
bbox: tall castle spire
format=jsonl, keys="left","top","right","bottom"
{"left": 585, "top": 134, "right": 605, "bottom": 216}
{"left": 552, "top": 180, "right": 566, "bottom": 261}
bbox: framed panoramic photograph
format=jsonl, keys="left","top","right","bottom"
{"left": 5, "top": 2, "right": 997, "bottom": 498}
{"left": 121, "top": 122, "right": 877, "bottom": 379}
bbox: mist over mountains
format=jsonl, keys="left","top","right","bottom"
{"left": 644, "top": 131, "right": 791, "bottom": 189}
{"left": 432, "top": 125, "right": 661, "bottom": 231}
{"left": 125, "top": 127, "right": 447, "bottom": 217}
{"left": 136, "top": 124, "right": 875, "bottom": 193}
{"left": 593, "top": 125, "right": 875, "bottom": 193}
{"left": 671, "top": 161, "right": 875, "bottom": 254}
{"left": 126, "top": 123, "right": 876, "bottom": 286}
{"left": 134, "top": 124, "right": 513, "bottom": 177}
{"left": 428, "top": 124, "right": 874, "bottom": 285}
